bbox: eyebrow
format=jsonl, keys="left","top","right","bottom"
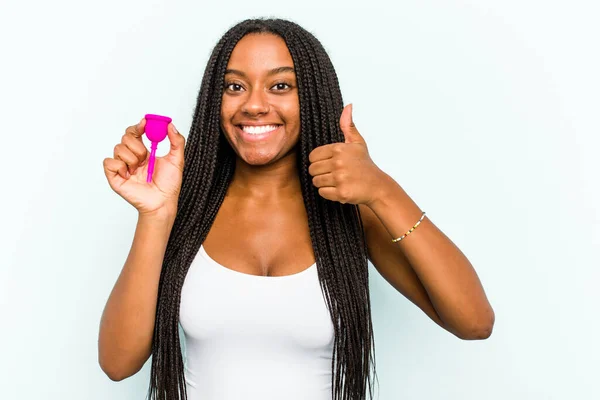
{"left": 224, "top": 66, "right": 295, "bottom": 78}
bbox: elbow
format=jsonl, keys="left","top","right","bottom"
{"left": 98, "top": 342, "right": 122, "bottom": 381}
{"left": 99, "top": 361, "right": 125, "bottom": 382}
{"left": 106, "top": 372, "right": 126, "bottom": 382}
{"left": 98, "top": 351, "right": 137, "bottom": 382}
{"left": 462, "top": 323, "right": 493, "bottom": 340}
{"left": 98, "top": 337, "right": 149, "bottom": 382}
{"left": 99, "top": 356, "right": 143, "bottom": 382}
{"left": 457, "top": 309, "right": 495, "bottom": 340}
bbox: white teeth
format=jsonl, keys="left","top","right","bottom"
{"left": 241, "top": 125, "right": 280, "bottom": 134}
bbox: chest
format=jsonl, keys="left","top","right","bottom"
{"left": 179, "top": 244, "right": 335, "bottom": 396}
{"left": 202, "top": 195, "right": 316, "bottom": 277}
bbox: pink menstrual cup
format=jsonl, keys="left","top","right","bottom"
{"left": 143, "top": 114, "right": 172, "bottom": 183}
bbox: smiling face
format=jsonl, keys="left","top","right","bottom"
{"left": 220, "top": 33, "right": 301, "bottom": 166}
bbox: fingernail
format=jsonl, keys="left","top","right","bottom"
{"left": 126, "top": 171, "right": 131, "bottom": 178}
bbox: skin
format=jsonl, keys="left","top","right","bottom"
{"left": 101, "top": 33, "right": 496, "bottom": 384}
{"left": 204, "top": 33, "right": 316, "bottom": 277}
{"left": 204, "top": 32, "right": 495, "bottom": 340}
{"left": 219, "top": 33, "right": 301, "bottom": 176}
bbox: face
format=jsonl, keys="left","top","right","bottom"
{"left": 220, "top": 33, "right": 300, "bottom": 166}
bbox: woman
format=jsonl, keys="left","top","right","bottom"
{"left": 99, "top": 18, "right": 495, "bottom": 400}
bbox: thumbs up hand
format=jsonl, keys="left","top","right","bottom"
{"left": 308, "top": 104, "right": 387, "bottom": 207}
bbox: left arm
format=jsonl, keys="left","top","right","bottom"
{"left": 364, "top": 172, "right": 495, "bottom": 340}
{"left": 309, "top": 103, "right": 495, "bottom": 340}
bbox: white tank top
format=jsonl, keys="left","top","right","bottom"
{"left": 179, "top": 244, "right": 335, "bottom": 400}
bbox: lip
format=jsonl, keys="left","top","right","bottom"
{"left": 236, "top": 122, "right": 282, "bottom": 126}
{"left": 236, "top": 124, "right": 283, "bottom": 142}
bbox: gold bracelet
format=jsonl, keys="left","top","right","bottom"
{"left": 391, "top": 211, "right": 426, "bottom": 243}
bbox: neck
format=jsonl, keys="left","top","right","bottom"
{"left": 228, "top": 150, "right": 302, "bottom": 202}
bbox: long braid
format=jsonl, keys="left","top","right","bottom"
{"left": 146, "top": 18, "right": 379, "bottom": 400}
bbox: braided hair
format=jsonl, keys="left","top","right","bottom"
{"left": 146, "top": 17, "right": 378, "bottom": 400}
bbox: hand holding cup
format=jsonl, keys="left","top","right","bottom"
{"left": 103, "top": 117, "right": 185, "bottom": 216}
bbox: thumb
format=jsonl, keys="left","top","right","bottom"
{"left": 136, "top": 118, "right": 146, "bottom": 136}
{"left": 166, "top": 123, "right": 186, "bottom": 168}
{"left": 340, "top": 104, "right": 365, "bottom": 144}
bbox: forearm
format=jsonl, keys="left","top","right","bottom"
{"left": 98, "top": 210, "right": 176, "bottom": 380}
{"left": 369, "top": 172, "right": 495, "bottom": 339}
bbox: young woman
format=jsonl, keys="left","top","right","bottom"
{"left": 99, "top": 18, "right": 494, "bottom": 400}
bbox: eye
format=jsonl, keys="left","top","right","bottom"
{"left": 224, "top": 82, "right": 244, "bottom": 92}
{"left": 271, "top": 82, "right": 292, "bottom": 91}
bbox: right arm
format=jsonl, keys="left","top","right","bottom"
{"left": 98, "top": 209, "right": 176, "bottom": 381}
{"left": 99, "top": 117, "right": 185, "bottom": 381}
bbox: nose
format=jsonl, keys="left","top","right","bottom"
{"left": 241, "top": 88, "right": 270, "bottom": 116}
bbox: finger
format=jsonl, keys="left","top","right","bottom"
{"left": 317, "top": 187, "right": 337, "bottom": 202}
{"left": 165, "top": 123, "right": 185, "bottom": 168}
{"left": 122, "top": 132, "right": 149, "bottom": 166}
{"left": 312, "top": 173, "right": 336, "bottom": 188}
{"left": 114, "top": 143, "right": 140, "bottom": 174}
{"left": 103, "top": 157, "right": 129, "bottom": 180}
{"left": 308, "top": 159, "right": 333, "bottom": 176}
{"left": 124, "top": 117, "right": 146, "bottom": 140}
{"left": 340, "top": 104, "right": 365, "bottom": 144}
{"left": 308, "top": 143, "right": 336, "bottom": 164}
